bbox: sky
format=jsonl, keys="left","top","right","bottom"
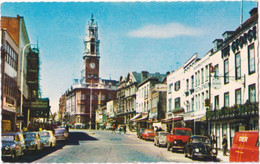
{"left": 1, "top": 1, "right": 257, "bottom": 114}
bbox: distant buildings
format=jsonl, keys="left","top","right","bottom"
{"left": 60, "top": 15, "right": 118, "bottom": 129}
{"left": 1, "top": 15, "right": 50, "bottom": 132}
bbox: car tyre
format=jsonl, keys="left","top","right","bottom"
{"left": 191, "top": 151, "right": 196, "bottom": 160}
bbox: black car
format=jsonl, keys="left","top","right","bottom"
{"left": 137, "top": 128, "right": 145, "bottom": 139}
{"left": 184, "top": 135, "right": 217, "bottom": 161}
{"left": 2, "top": 132, "right": 25, "bottom": 159}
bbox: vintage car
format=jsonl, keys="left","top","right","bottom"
{"left": 54, "top": 128, "right": 69, "bottom": 141}
{"left": 23, "top": 132, "right": 43, "bottom": 152}
{"left": 166, "top": 127, "right": 192, "bottom": 152}
{"left": 184, "top": 135, "right": 217, "bottom": 161}
{"left": 154, "top": 131, "right": 169, "bottom": 147}
{"left": 39, "top": 130, "right": 56, "bottom": 148}
{"left": 229, "top": 131, "right": 259, "bottom": 162}
{"left": 142, "top": 129, "right": 156, "bottom": 141}
{"left": 2, "top": 132, "right": 25, "bottom": 159}
{"left": 137, "top": 128, "right": 146, "bottom": 139}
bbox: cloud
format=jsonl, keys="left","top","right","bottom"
{"left": 127, "top": 22, "right": 205, "bottom": 39}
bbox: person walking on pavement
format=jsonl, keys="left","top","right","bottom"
{"left": 222, "top": 134, "right": 228, "bottom": 156}
{"left": 123, "top": 126, "right": 126, "bottom": 134}
{"left": 112, "top": 124, "right": 116, "bottom": 134}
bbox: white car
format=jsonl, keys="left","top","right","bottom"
{"left": 39, "top": 130, "right": 56, "bottom": 148}
{"left": 54, "top": 128, "right": 68, "bottom": 141}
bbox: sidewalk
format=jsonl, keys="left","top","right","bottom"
{"left": 217, "top": 150, "right": 230, "bottom": 162}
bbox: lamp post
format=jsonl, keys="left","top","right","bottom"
{"left": 20, "top": 43, "right": 35, "bottom": 131}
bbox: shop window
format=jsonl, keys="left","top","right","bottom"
{"left": 248, "top": 44, "right": 255, "bottom": 74}
{"left": 224, "top": 59, "right": 229, "bottom": 84}
{"left": 168, "top": 83, "right": 173, "bottom": 93}
{"left": 249, "top": 84, "right": 256, "bottom": 103}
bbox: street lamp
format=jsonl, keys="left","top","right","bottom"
{"left": 20, "top": 43, "right": 35, "bottom": 131}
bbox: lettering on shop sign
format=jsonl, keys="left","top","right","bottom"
{"left": 212, "top": 77, "right": 221, "bottom": 89}
{"left": 231, "top": 26, "right": 257, "bottom": 54}
{"left": 195, "top": 83, "right": 209, "bottom": 92}
{"left": 239, "top": 136, "right": 248, "bottom": 142}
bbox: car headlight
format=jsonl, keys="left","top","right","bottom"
{"left": 5, "top": 146, "right": 9, "bottom": 150}
{"left": 212, "top": 149, "right": 217, "bottom": 154}
{"left": 195, "top": 148, "right": 200, "bottom": 153}
{"left": 174, "top": 140, "right": 177, "bottom": 144}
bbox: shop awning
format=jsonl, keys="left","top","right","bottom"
{"left": 136, "top": 115, "right": 148, "bottom": 122}
{"left": 184, "top": 114, "right": 205, "bottom": 121}
{"left": 162, "top": 117, "right": 183, "bottom": 123}
{"left": 129, "top": 113, "right": 142, "bottom": 122}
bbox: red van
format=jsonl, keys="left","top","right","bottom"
{"left": 229, "top": 131, "right": 259, "bottom": 162}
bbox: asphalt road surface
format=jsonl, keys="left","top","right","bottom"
{"left": 3, "top": 129, "right": 217, "bottom": 163}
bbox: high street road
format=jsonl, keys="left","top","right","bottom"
{"left": 6, "top": 129, "right": 226, "bottom": 163}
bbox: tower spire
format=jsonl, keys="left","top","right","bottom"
{"left": 91, "top": 14, "right": 94, "bottom": 24}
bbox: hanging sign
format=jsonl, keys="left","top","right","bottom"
{"left": 212, "top": 77, "right": 221, "bottom": 89}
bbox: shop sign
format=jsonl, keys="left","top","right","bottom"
{"left": 231, "top": 26, "right": 257, "bottom": 54}
{"left": 212, "top": 77, "right": 221, "bottom": 89}
{"left": 195, "top": 83, "right": 209, "bottom": 92}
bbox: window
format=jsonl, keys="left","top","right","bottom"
{"left": 249, "top": 84, "right": 256, "bottom": 103}
{"left": 214, "top": 64, "right": 219, "bottom": 77}
{"left": 202, "top": 92, "right": 204, "bottom": 109}
{"left": 90, "top": 38, "right": 95, "bottom": 53}
{"left": 215, "top": 95, "right": 219, "bottom": 110}
{"left": 224, "top": 59, "right": 229, "bottom": 84}
{"left": 235, "top": 53, "right": 241, "bottom": 79}
{"left": 198, "top": 71, "right": 200, "bottom": 85}
{"left": 175, "top": 97, "right": 180, "bottom": 108}
{"left": 195, "top": 73, "right": 197, "bottom": 86}
{"left": 235, "top": 89, "right": 241, "bottom": 105}
{"left": 186, "top": 101, "right": 190, "bottom": 112}
{"left": 224, "top": 92, "right": 229, "bottom": 107}
{"left": 174, "top": 81, "right": 180, "bottom": 91}
{"left": 205, "top": 65, "right": 209, "bottom": 81}
{"left": 191, "top": 75, "right": 194, "bottom": 89}
{"left": 186, "top": 79, "right": 189, "bottom": 91}
{"left": 198, "top": 94, "right": 200, "bottom": 109}
{"left": 168, "top": 83, "right": 173, "bottom": 93}
{"left": 168, "top": 98, "right": 172, "bottom": 111}
{"left": 191, "top": 98, "right": 194, "bottom": 111}
{"left": 248, "top": 44, "right": 255, "bottom": 74}
{"left": 201, "top": 68, "right": 204, "bottom": 83}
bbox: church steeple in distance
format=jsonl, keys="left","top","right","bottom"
{"left": 83, "top": 14, "right": 100, "bottom": 84}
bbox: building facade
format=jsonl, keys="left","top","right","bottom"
{"left": 61, "top": 15, "right": 118, "bottom": 129}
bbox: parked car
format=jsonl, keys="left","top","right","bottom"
{"left": 154, "top": 131, "right": 169, "bottom": 147}
{"left": 2, "top": 132, "right": 25, "bottom": 159}
{"left": 39, "top": 130, "right": 56, "bottom": 148}
{"left": 166, "top": 127, "right": 192, "bottom": 152}
{"left": 184, "top": 135, "right": 217, "bottom": 161}
{"left": 54, "top": 128, "right": 68, "bottom": 141}
{"left": 229, "top": 131, "right": 259, "bottom": 162}
{"left": 23, "top": 132, "right": 43, "bottom": 152}
{"left": 142, "top": 129, "right": 156, "bottom": 141}
{"left": 75, "top": 123, "right": 83, "bottom": 129}
{"left": 137, "top": 128, "right": 146, "bottom": 139}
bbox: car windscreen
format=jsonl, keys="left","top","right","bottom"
{"left": 55, "top": 129, "right": 65, "bottom": 134}
{"left": 174, "top": 130, "right": 192, "bottom": 136}
{"left": 24, "top": 133, "right": 36, "bottom": 139}
{"left": 40, "top": 132, "right": 50, "bottom": 137}
{"left": 159, "top": 133, "right": 168, "bottom": 136}
{"left": 192, "top": 137, "right": 211, "bottom": 144}
{"left": 2, "top": 135, "right": 14, "bottom": 141}
{"left": 145, "top": 130, "right": 154, "bottom": 134}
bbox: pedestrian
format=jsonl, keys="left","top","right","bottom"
{"left": 112, "top": 124, "right": 116, "bottom": 134}
{"left": 123, "top": 126, "right": 126, "bottom": 134}
{"left": 210, "top": 131, "right": 216, "bottom": 148}
{"left": 222, "top": 134, "right": 228, "bottom": 156}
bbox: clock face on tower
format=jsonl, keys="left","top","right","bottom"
{"left": 90, "top": 62, "right": 96, "bottom": 69}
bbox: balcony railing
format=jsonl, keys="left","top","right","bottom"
{"left": 206, "top": 102, "right": 258, "bottom": 121}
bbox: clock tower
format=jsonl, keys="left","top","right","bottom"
{"left": 83, "top": 14, "right": 100, "bottom": 84}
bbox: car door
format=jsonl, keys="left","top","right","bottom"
{"left": 185, "top": 138, "right": 191, "bottom": 155}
